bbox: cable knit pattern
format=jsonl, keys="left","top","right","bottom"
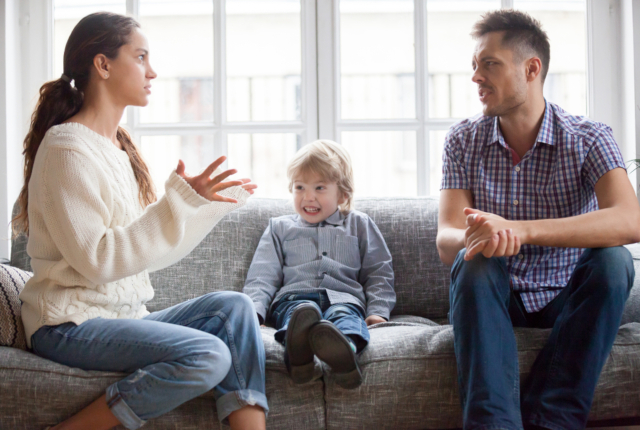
{"left": 19, "top": 122, "right": 249, "bottom": 348}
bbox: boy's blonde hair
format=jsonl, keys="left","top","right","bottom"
{"left": 287, "top": 140, "right": 354, "bottom": 213}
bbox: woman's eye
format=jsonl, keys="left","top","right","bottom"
{"left": 139, "top": 55, "right": 145, "bottom": 62}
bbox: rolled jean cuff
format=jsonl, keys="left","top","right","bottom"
{"left": 216, "top": 389, "right": 269, "bottom": 425}
{"left": 106, "top": 383, "right": 146, "bottom": 430}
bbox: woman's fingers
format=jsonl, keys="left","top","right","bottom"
{"left": 209, "top": 194, "right": 239, "bottom": 204}
{"left": 210, "top": 168, "right": 238, "bottom": 185}
{"left": 211, "top": 180, "right": 245, "bottom": 194}
{"left": 201, "top": 156, "right": 227, "bottom": 179}
{"left": 176, "top": 159, "right": 187, "bottom": 178}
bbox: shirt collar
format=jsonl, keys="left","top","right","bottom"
{"left": 486, "top": 99, "right": 556, "bottom": 148}
{"left": 297, "top": 209, "right": 345, "bottom": 227}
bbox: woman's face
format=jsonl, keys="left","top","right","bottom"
{"left": 104, "top": 28, "right": 157, "bottom": 107}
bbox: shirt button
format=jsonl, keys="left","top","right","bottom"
{"left": 513, "top": 200, "right": 519, "bottom": 206}
{"left": 515, "top": 166, "right": 521, "bottom": 172}
{"left": 518, "top": 254, "right": 524, "bottom": 260}
{"left": 322, "top": 251, "right": 327, "bottom": 256}
{"left": 513, "top": 275, "right": 519, "bottom": 280}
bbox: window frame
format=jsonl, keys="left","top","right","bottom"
{"left": 2, "top": 0, "right": 637, "bottom": 260}
{"left": 123, "top": 0, "right": 318, "bottom": 165}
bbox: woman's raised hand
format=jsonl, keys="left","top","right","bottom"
{"left": 176, "top": 156, "right": 257, "bottom": 203}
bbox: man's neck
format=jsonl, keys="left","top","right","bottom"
{"left": 498, "top": 93, "right": 546, "bottom": 159}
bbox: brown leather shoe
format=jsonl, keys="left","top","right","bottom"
{"left": 309, "top": 321, "right": 362, "bottom": 389}
{"left": 284, "top": 303, "right": 322, "bottom": 384}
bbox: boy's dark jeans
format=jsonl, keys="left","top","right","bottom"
{"left": 270, "top": 291, "right": 370, "bottom": 352}
{"left": 449, "top": 247, "right": 634, "bottom": 430}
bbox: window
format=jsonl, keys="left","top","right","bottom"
{"left": 52, "top": 0, "right": 588, "bottom": 199}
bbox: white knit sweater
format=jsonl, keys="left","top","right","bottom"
{"left": 20, "top": 123, "right": 249, "bottom": 347}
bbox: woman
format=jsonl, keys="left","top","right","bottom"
{"left": 14, "top": 12, "right": 267, "bottom": 430}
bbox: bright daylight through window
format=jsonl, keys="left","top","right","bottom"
{"left": 53, "top": 0, "right": 587, "bottom": 198}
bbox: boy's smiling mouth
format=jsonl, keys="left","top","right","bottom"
{"left": 303, "top": 207, "right": 321, "bottom": 214}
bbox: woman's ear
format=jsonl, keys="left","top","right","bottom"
{"left": 93, "top": 53, "right": 111, "bottom": 80}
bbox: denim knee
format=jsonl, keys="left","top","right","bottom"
{"left": 205, "top": 291, "right": 256, "bottom": 317}
{"left": 187, "top": 337, "right": 233, "bottom": 394}
{"left": 450, "top": 249, "right": 509, "bottom": 298}
{"left": 579, "top": 247, "right": 635, "bottom": 299}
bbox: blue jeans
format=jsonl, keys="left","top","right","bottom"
{"left": 270, "top": 292, "right": 370, "bottom": 352}
{"left": 449, "top": 247, "right": 634, "bottom": 430}
{"left": 31, "top": 291, "right": 268, "bottom": 429}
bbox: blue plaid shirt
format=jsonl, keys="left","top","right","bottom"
{"left": 441, "top": 101, "right": 626, "bottom": 313}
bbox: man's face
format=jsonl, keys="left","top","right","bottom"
{"left": 471, "top": 31, "right": 528, "bottom": 117}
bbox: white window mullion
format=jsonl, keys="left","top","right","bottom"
{"left": 317, "top": 0, "right": 338, "bottom": 141}
{"left": 213, "top": 0, "right": 225, "bottom": 160}
{"left": 301, "top": 0, "right": 318, "bottom": 145}
{"left": 415, "top": 0, "right": 428, "bottom": 195}
{"left": 633, "top": 0, "right": 640, "bottom": 197}
{"left": 501, "top": 0, "right": 514, "bottom": 9}
{"left": 126, "top": 0, "right": 138, "bottom": 17}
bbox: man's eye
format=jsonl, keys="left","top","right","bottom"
{"left": 139, "top": 55, "right": 145, "bottom": 61}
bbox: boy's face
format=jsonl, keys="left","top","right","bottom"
{"left": 292, "top": 171, "right": 346, "bottom": 224}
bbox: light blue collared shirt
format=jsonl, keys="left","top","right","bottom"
{"left": 243, "top": 209, "right": 396, "bottom": 322}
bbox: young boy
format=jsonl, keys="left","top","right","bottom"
{"left": 243, "top": 140, "right": 395, "bottom": 389}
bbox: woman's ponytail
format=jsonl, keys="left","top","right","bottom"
{"left": 118, "top": 126, "right": 157, "bottom": 208}
{"left": 12, "top": 76, "right": 84, "bottom": 236}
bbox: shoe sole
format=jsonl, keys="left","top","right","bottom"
{"left": 309, "top": 322, "right": 363, "bottom": 389}
{"left": 285, "top": 304, "right": 322, "bottom": 384}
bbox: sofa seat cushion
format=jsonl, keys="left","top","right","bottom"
{"left": 324, "top": 320, "right": 640, "bottom": 430}
{"left": 0, "top": 327, "right": 325, "bottom": 430}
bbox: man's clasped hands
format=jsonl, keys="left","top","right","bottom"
{"left": 463, "top": 207, "right": 523, "bottom": 261}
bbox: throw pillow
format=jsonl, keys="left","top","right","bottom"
{"left": 0, "top": 264, "right": 32, "bottom": 349}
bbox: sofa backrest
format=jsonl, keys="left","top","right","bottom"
{"left": 11, "top": 197, "right": 451, "bottom": 320}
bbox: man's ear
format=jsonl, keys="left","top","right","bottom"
{"left": 93, "top": 53, "right": 111, "bottom": 79}
{"left": 525, "top": 57, "right": 542, "bottom": 83}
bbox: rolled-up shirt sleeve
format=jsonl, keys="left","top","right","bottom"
{"left": 582, "top": 124, "right": 627, "bottom": 190}
{"left": 441, "top": 129, "right": 469, "bottom": 190}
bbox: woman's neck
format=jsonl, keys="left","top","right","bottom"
{"left": 64, "top": 87, "right": 126, "bottom": 149}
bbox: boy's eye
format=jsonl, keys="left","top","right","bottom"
{"left": 295, "top": 185, "right": 303, "bottom": 190}
{"left": 316, "top": 186, "right": 325, "bottom": 191}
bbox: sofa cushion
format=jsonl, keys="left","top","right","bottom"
{"left": 0, "top": 264, "right": 31, "bottom": 349}
{"left": 147, "top": 197, "right": 452, "bottom": 321}
{"left": 0, "top": 327, "right": 326, "bottom": 429}
{"left": 323, "top": 321, "right": 640, "bottom": 430}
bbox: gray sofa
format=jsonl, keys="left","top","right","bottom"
{"left": 2, "top": 197, "right": 640, "bottom": 429}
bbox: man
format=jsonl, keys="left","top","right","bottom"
{"left": 436, "top": 9, "right": 640, "bottom": 430}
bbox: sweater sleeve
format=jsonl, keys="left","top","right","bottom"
{"left": 40, "top": 146, "right": 248, "bottom": 284}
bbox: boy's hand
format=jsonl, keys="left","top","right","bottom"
{"left": 365, "top": 315, "right": 386, "bottom": 326}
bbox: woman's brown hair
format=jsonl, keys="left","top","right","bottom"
{"left": 12, "top": 12, "right": 156, "bottom": 236}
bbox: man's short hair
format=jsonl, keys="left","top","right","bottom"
{"left": 472, "top": 10, "right": 551, "bottom": 82}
